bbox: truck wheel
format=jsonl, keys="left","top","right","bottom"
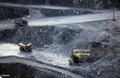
{"left": 29, "top": 50, "right": 32, "bottom": 52}
{"left": 73, "top": 56, "right": 79, "bottom": 63}
{"left": 25, "top": 23, "right": 27, "bottom": 26}
{"left": 25, "top": 48, "right": 29, "bottom": 52}
{"left": 22, "top": 22, "right": 27, "bottom": 26}
{"left": 20, "top": 47, "right": 24, "bottom": 51}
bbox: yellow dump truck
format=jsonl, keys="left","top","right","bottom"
{"left": 69, "top": 49, "right": 83, "bottom": 64}
{"left": 12, "top": 17, "right": 28, "bottom": 26}
{"left": 69, "top": 49, "right": 90, "bottom": 65}
{"left": 18, "top": 43, "right": 33, "bottom": 52}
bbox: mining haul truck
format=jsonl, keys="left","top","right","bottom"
{"left": 69, "top": 49, "right": 83, "bottom": 62}
{"left": 12, "top": 17, "right": 28, "bottom": 26}
{"left": 69, "top": 49, "right": 84, "bottom": 66}
{"left": 18, "top": 43, "right": 33, "bottom": 52}
{"left": 69, "top": 49, "right": 90, "bottom": 66}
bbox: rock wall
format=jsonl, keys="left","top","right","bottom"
{"left": 0, "top": 6, "right": 29, "bottom": 20}
{"left": 0, "top": 0, "right": 45, "bottom": 5}
{"left": 46, "top": 0, "right": 73, "bottom": 6}
{"left": 0, "top": 0, "right": 120, "bottom": 9}
{"left": 0, "top": 26, "right": 81, "bottom": 48}
{"left": 40, "top": 9, "right": 92, "bottom": 17}
{"left": 0, "top": 6, "right": 93, "bottom": 20}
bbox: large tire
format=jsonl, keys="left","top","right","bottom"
{"left": 25, "top": 48, "right": 29, "bottom": 52}
{"left": 73, "top": 55, "right": 79, "bottom": 63}
{"left": 25, "top": 48, "right": 31, "bottom": 52}
{"left": 20, "top": 47, "right": 24, "bottom": 51}
{"left": 22, "top": 21, "right": 27, "bottom": 26}
{"left": 25, "top": 23, "right": 28, "bottom": 26}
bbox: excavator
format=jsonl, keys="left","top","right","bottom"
{"left": 69, "top": 49, "right": 90, "bottom": 66}
{"left": 69, "top": 49, "right": 83, "bottom": 65}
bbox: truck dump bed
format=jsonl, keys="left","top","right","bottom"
{"left": 12, "top": 18, "right": 23, "bottom": 23}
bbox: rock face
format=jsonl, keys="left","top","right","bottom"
{"left": 0, "top": 6, "right": 93, "bottom": 20}
{"left": 0, "top": 6, "right": 29, "bottom": 20}
{"left": 46, "top": 0, "right": 73, "bottom": 6}
{"left": 0, "top": 26, "right": 81, "bottom": 48}
{"left": 0, "top": 0, "right": 120, "bottom": 9}
{"left": 40, "top": 9, "right": 92, "bottom": 17}
{"left": 73, "top": 0, "right": 112, "bottom": 9}
{"left": 91, "top": 41, "right": 102, "bottom": 48}
{"left": 0, "top": 0, "right": 45, "bottom": 5}
{"left": 0, "top": 20, "right": 120, "bottom": 49}
{"left": 0, "top": 0, "right": 72, "bottom": 6}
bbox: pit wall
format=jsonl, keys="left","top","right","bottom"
{"left": 0, "top": 0, "right": 119, "bottom": 9}
{"left": 0, "top": 0, "right": 72, "bottom": 7}
{"left": 0, "top": 26, "right": 81, "bottom": 48}
{"left": 40, "top": 9, "right": 92, "bottom": 17}
{"left": 0, "top": 6, "right": 93, "bottom": 20}
{"left": 0, "top": 0, "right": 45, "bottom": 5}
{"left": 0, "top": 6, "right": 29, "bottom": 20}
